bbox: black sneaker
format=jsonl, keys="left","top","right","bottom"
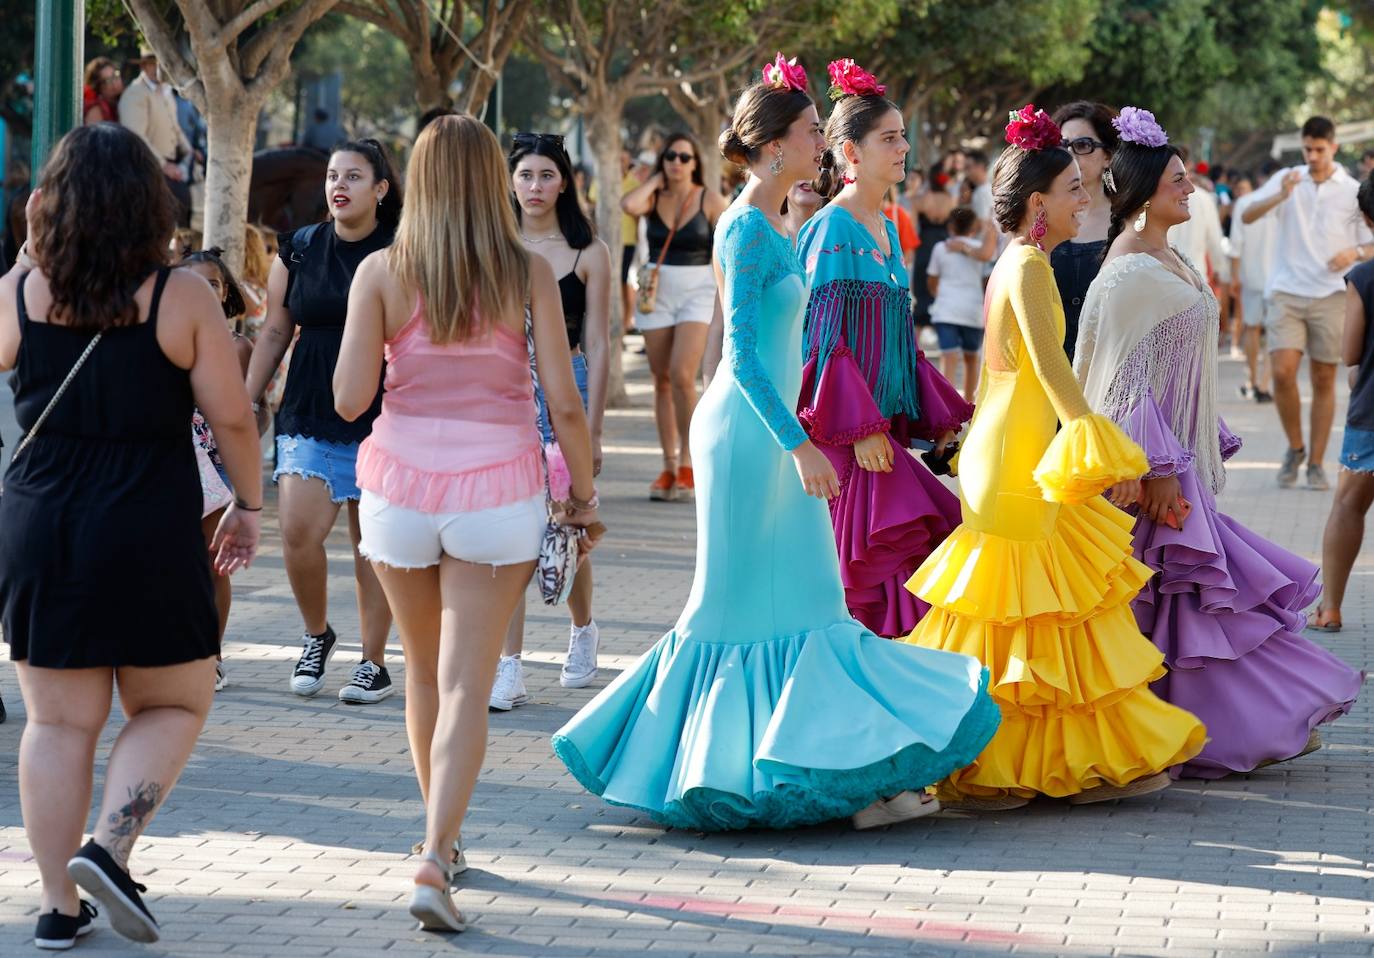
{"left": 34, "top": 900, "right": 97, "bottom": 950}
{"left": 1254, "top": 388, "right": 1274, "bottom": 403}
{"left": 290, "top": 626, "right": 337, "bottom": 697}
{"left": 67, "top": 841, "right": 159, "bottom": 943}
{"left": 338, "top": 660, "right": 394, "bottom": 704}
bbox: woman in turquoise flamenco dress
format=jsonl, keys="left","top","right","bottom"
{"left": 551, "top": 58, "right": 999, "bottom": 832}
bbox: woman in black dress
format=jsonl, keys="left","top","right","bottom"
{"left": 0, "top": 124, "right": 261, "bottom": 947}
{"left": 244, "top": 140, "right": 401, "bottom": 705}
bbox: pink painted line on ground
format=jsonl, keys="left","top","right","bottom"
{"left": 600, "top": 891, "right": 1039, "bottom": 945}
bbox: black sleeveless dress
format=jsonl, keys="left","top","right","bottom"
{"left": 0, "top": 269, "right": 218, "bottom": 668}
{"left": 912, "top": 212, "right": 949, "bottom": 325}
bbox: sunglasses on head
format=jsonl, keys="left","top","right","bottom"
{"left": 513, "top": 131, "right": 566, "bottom": 150}
{"left": 663, "top": 150, "right": 695, "bottom": 164}
{"left": 1064, "top": 136, "right": 1106, "bottom": 156}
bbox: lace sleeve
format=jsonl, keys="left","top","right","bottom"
{"left": 1008, "top": 251, "right": 1090, "bottom": 422}
{"left": 720, "top": 211, "right": 808, "bottom": 450}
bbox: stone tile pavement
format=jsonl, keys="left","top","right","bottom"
{"left": 0, "top": 344, "right": 1370, "bottom": 957}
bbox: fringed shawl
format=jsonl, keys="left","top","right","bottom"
{"left": 1075, "top": 251, "right": 1226, "bottom": 494}
{"left": 797, "top": 205, "right": 923, "bottom": 423}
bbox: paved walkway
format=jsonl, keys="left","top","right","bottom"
{"left": 0, "top": 345, "right": 1370, "bottom": 957}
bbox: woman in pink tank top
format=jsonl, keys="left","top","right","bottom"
{"left": 335, "top": 114, "right": 603, "bottom": 934}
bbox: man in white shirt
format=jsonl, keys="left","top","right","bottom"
{"left": 965, "top": 149, "right": 992, "bottom": 226}
{"left": 1242, "top": 116, "right": 1374, "bottom": 489}
{"left": 1229, "top": 161, "right": 1282, "bottom": 403}
{"left": 119, "top": 49, "right": 192, "bottom": 226}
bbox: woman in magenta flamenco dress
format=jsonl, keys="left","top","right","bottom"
{"left": 1076, "top": 108, "right": 1362, "bottom": 777}
{"left": 796, "top": 68, "right": 973, "bottom": 638}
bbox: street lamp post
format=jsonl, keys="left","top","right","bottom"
{"left": 31, "top": 0, "right": 84, "bottom": 179}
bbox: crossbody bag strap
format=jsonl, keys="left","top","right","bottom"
{"left": 523, "top": 307, "right": 556, "bottom": 512}
{"left": 652, "top": 186, "right": 701, "bottom": 271}
{"left": 11, "top": 331, "right": 102, "bottom": 464}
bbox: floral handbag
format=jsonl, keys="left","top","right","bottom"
{"left": 524, "top": 310, "right": 582, "bottom": 605}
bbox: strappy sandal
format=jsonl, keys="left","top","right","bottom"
{"left": 1068, "top": 771, "right": 1171, "bottom": 805}
{"left": 1306, "top": 609, "right": 1342, "bottom": 633}
{"left": 408, "top": 852, "right": 467, "bottom": 933}
{"left": 411, "top": 837, "right": 467, "bottom": 884}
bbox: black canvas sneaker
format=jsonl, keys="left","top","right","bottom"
{"left": 290, "top": 626, "right": 337, "bottom": 696}
{"left": 338, "top": 660, "right": 394, "bottom": 704}
{"left": 33, "top": 900, "right": 97, "bottom": 950}
{"left": 67, "top": 841, "right": 158, "bottom": 943}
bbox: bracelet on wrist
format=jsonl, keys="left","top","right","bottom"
{"left": 565, "top": 492, "right": 599, "bottom": 514}
{"left": 233, "top": 498, "right": 263, "bottom": 512}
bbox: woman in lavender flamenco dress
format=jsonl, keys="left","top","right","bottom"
{"left": 1076, "top": 108, "right": 1362, "bottom": 777}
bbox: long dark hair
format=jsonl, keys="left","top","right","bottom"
{"left": 507, "top": 133, "right": 595, "bottom": 250}
{"left": 30, "top": 124, "right": 176, "bottom": 331}
{"left": 333, "top": 138, "right": 404, "bottom": 227}
{"left": 1103, "top": 141, "right": 1185, "bottom": 251}
{"left": 816, "top": 93, "right": 901, "bottom": 199}
{"left": 990, "top": 145, "right": 1074, "bottom": 234}
{"left": 180, "top": 247, "right": 247, "bottom": 319}
{"left": 654, "top": 132, "right": 705, "bottom": 187}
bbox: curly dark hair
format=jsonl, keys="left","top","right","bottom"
{"left": 29, "top": 124, "right": 175, "bottom": 331}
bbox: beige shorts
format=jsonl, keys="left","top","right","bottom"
{"left": 1269, "top": 291, "right": 1344, "bottom": 363}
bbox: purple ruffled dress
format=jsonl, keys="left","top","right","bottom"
{"left": 1082, "top": 255, "right": 1362, "bottom": 778}
{"left": 796, "top": 205, "right": 972, "bottom": 638}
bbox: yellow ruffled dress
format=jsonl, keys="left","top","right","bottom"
{"left": 902, "top": 245, "right": 1206, "bottom": 799}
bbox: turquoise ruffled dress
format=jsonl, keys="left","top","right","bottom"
{"left": 551, "top": 205, "right": 1000, "bottom": 831}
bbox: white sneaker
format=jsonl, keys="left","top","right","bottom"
{"left": 560, "top": 621, "right": 600, "bottom": 688}
{"left": 489, "top": 656, "right": 528, "bottom": 711}
{"left": 852, "top": 791, "right": 942, "bottom": 830}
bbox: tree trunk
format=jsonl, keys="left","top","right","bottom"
{"left": 201, "top": 94, "right": 261, "bottom": 276}
{"left": 414, "top": 61, "right": 451, "bottom": 112}
{"left": 586, "top": 99, "right": 629, "bottom": 407}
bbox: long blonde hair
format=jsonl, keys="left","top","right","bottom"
{"left": 242, "top": 224, "right": 272, "bottom": 288}
{"left": 390, "top": 114, "right": 529, "bottom": 343}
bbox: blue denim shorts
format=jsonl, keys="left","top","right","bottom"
{"left": 1340, "top": 424, "right": 1374, "bottom": 473}
{"left": 535, "top": 352, "right": 589, "bottom": 444}
{"left": 934, "top": 323, "right": 985, "bottom": 354}
{"left": 274, "top": 434, "right": 362, "bottom": 503}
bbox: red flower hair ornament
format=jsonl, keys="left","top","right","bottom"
{"left": 762, "top": 53, "right": 808, "bottom": 93}
{"left": 827, "top": 59, "right": 886, "bottom": 100}
{"left": 1005, "top": 104, "right": 1062, "bottom": 152}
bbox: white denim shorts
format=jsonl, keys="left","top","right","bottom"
{"left": 358, "top": 490, "right": 544, "bottom": 569}
{"left": 635, "top": 263, "right": 717, "bottom": 331}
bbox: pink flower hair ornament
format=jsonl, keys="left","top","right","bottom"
{"left": 826, "top": 59, "right": 886, "bottom": 100}
{"left": 1004, "top": 104, "right": 1062, "bottom": 152}
{"left": 762, "top": 53, "right": 808, "bottom": 93}
{"left": 1112, "top": 106, "right": 1169, "bottom": 148}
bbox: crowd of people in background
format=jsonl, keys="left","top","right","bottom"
{"left": 0, "top": 46, "right": 1371, "bottom": 954}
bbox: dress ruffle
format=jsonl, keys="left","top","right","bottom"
{"left": 1034, "top": 413, "right": 1148, "bottom": 504}
{"left": 552, "top": 620, "right": 1001, "bottom": 831}
{"left": 1122, "top": 398, "right": 1195, "bottom": 479}
{"left": 904, "top": 496, "right": 1206, "bottom": 799}
{"left": 910, "top": 351, "right": 976, "bottom": 440}
{"left": 1131, "top": 467, "right": 1362, "bottom": 778}
{"left": 823, "top": 442, "right": 962, "bottom": 637}
{"left": 355, "top": 440, "right": 543, "bottom": 513}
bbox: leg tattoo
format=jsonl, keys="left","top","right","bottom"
{"left": 103, "top": 780, "right": 164, "bottom": 869}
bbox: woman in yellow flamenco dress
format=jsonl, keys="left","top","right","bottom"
{"left": 902, "top": 106, "right": 1206, "bottom": 809}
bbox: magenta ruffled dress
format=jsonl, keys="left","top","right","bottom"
{"left": 797, "top": 206, "right": 973, "bottom": 637}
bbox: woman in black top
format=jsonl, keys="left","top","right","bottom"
{"left": 245, "top": 140, "right": 400, "bottom": 705}
{"left": 621, "top": 133, "right": 729, "bottom": 502}
{"left": 500, "top": 133, "right": 613, "bottom": 708}
{"left": 0, "top": 124, "right": 261, "bottom": 947}
{"left": 1051, "top": 101, "right": 1119, "bottom": 360}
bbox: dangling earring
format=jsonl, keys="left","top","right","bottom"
{"left": 1133, "top": 201, "right": 1150, "bottom": 233}
{"left": 1029, "top": 207, "right": 1048, "bottom": 250}
{"left": 768, "top": 145, "right": 784, "bottom": 177}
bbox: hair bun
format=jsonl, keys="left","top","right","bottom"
{"left": 718, "top": 126, "right": 749, "bottom": 165}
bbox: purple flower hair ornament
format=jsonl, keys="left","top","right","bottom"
{"left": 1113, "top": 107, "right": 1169, "bottom": 148}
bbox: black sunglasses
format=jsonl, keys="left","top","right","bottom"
{"left": 663, "top": 150, "right": 695, "bottom": 164}
{"left": 513, "top": 131, "right": 566, "bottom": 149}
{"left": 1064, "top": 136, "right": 1106, "bottom": 156}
